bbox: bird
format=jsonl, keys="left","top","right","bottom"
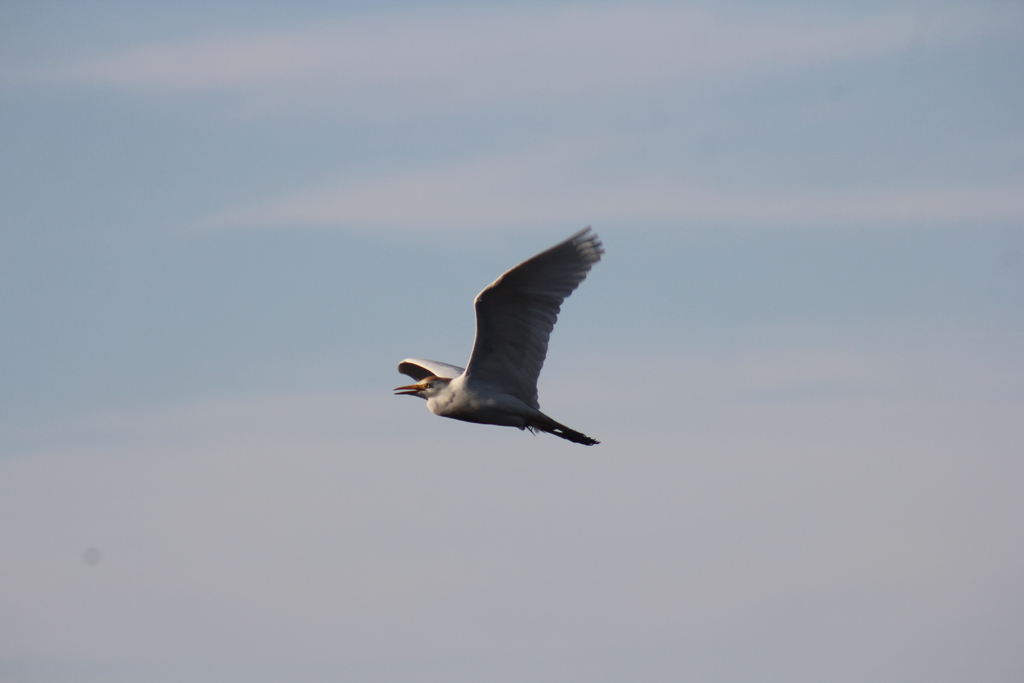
{"left": 394, "top": 227, "right": 603, "bottom": 445}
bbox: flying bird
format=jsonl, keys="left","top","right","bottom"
{"left": 395, "top": 227, "right": 603, "bottom": 445}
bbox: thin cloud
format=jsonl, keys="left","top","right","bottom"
{"left": 6, "top": 3, "right": 999, "bottom": 114}
{"left": 194, "top": 143, "right": 1024, "bottom": 231}
{"left": 3, "top": 389, "right": 400, "bottom": 454}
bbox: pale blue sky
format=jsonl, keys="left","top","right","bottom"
{"left": 1, "top": 2, "right": 1022, "bottom": 682}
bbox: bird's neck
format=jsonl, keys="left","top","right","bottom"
{"left": 426, "top": 380, "right": 457, "bottom": 415}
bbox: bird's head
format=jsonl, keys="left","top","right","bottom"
{"left": 393, "top": 376, "right": 450, "bottom": 400}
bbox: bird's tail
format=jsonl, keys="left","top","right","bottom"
{"left": 528, "top": 414, "right": 600, "bottom": 446}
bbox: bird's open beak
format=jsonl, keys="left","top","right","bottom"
{"left": 393, "top": 384, "right": 421, "bottom": 395}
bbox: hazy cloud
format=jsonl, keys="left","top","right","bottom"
{"left": 196, "top": 143, "right": 1024, "bottom": 231}
{"left": 6, "top": 3, "right": 1002, "bottom": 115}
{"left": 3, "top": 331, "right": 1021, "bottom": 673}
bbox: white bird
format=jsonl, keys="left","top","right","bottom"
{"left": 395, "top": 227, "right": 603, "bottom": 445}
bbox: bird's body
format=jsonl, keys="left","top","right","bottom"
{"left": 395, "top": 227, "right": 603, "bottom": 445}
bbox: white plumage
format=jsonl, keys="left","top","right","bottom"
{"left": 395, "top": 227, "right": 603, "bottom": 445}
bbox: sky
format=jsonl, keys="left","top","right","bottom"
{"left": 1, "top": 1, "right": 1022, "bottom": 681}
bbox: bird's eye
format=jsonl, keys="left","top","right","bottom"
{"left": 424, "top": 383, "right": 433, "bottom": 389}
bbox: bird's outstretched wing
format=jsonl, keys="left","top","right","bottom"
{"left": 465, "top": 227, "right": 603, "bottom": 408}
{"left": 398, "top": 358, "right": 465, "bottom": 381}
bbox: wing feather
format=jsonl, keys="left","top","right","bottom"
{"left": 465, "top": 227, "right": 603, "bottom": 408}
{"left": 398, "top": 358, "right": 465, "bottom": 380}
